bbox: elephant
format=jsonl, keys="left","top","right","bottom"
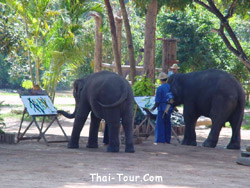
{"left": 58, "top": 71, "right": 135, "bottom": 153}
{"left": 168, "top": 69, "right": 245, "bottom": 149}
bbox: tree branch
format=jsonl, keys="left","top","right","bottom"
{"left": 207, "top": 0, "right": 226, "bottom": 22}
{"left": 217, "top": 24, "right": 239, "bottom": 57}
{"left": 194, "top": 0, "right": 250, "bottom": 71}
{"left": 193, "top": 0, "right": 214, "bottom": 13}
{"left": 218, "top": 24, "right": 250, "bottom": 71}
{"left": 225, "top": 0, "right": 237, "bottom": 19}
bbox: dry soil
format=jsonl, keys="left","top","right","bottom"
{"left": 0, "top": 92, "right": 249, "bottom": 188}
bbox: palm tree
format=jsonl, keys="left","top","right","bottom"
{"left": 2, "top": 0, "right": 103, "bottom": 100}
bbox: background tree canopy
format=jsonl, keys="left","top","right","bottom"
{"left": 156, "top": 6, "right": 249, "bottom": 82}
{"left": 0, "top": 0, "right": 249, "bottom": 99}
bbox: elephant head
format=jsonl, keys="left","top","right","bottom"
{"left": 57, "top": 78, "right": 84, "bottom": 118}
{"left": 168, "top": 74, "right": 184, "bottom": 106}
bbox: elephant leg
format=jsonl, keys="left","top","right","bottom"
{"left": 105, "top": 109, "right": 121, "bottom": 152}
{"left": 68, "top": 107, "right": 90, "bottom": 149}
{"left": 227, "top": 108, "right": 242, "bottom": 150}
{"left": 202, "top": 118, "right": 224, "bottom": 148}
{"left": 182, "top": 104, "right": 198, "bottom": 146}
{"left": 203, "top": 97, "right": 232, "bottom": 148}
{"left": 87, "top": 112, "right": 101, "bottom": 148}
{"left": 121, "top": 111, "right": 135, "bottom": 153}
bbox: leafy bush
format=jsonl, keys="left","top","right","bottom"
{"left": 0, "top": 55, "right": 23, "bottom": 89}
{"left": 132, "top": 75, "right": 156, "bottom": 126}
{"left": 132, "top": 75, "right": 155, "bottom": 96}
{"left": 21, "top": 80, "right": 33, "bottom": 89}
{"left": 157, "top": 6, "right": 249, "bottom": 83}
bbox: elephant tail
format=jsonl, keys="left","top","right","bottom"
{"left": 57, "top": 109, "right": 76, "bottom": 119}
{"left": 97, "top": 84, "right": 128, "bottom": 108}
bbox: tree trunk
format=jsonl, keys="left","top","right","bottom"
{"left": 115, "top": 12, "right": 122, "bottom": 66}
{"left": 92, "top": 13, "right": 103, "bottom": 73}
{"left": 119, "top": 0, "right": 136, "bottom": 84}
{"left": 104, "top": 0, "right": 123, "bottom": 75}
{"left": 24, "top": 16, "right": 35, "bottom": 86}
{"left": 35, "top": 56, "right": 40, "bottom": 86}
{"left": 143, "top": 0, "right": 158, "bottom": 81}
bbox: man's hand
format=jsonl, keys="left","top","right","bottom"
{"left": 169, "top": 98, "right": 174, "bottom": 104}
{"left": 162, "top": 99, "right": 175, "bottom": 118}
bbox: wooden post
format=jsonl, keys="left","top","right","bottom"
{"left": 157, "top": 37, "right": 179, "bottom": 73}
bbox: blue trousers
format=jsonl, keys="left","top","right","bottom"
{"left": 155, "top": 111, "right": 171, "bottom": 143}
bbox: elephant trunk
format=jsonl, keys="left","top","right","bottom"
{"left": 57, "top": 104, "right": 77, "bottom": 119}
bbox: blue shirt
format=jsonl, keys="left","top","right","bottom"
{"left": 155, "top": 83, "right": 173, "bottom": 112}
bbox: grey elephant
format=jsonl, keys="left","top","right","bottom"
{"left": 168, "top": 69, "right": 245, "bottom": 149}
{"left": 58, "top": 71, "right": 135, "bottom": 152}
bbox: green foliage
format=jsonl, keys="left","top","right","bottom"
{"left": 70, "top": 58, "right": 93, "bottom": 79}
{"left": 132, "top": 74, "right": 155, "bottom": 96}
{"left": 213, "top": 0, "right": 250, "bottom": 20}
{"left": 1, "top": 0, "right": 249, "bottom": 94}
{"left": 41, "top": 0, "right": 103, "bottom": 99}
{"left": 0, "top": 55, "right": 24, "bottom": 89}
{"left": 133, "top": 0, "right": 192, "bottom": 13}
{"left": 1, "top": 0, "right": 103, "bottom": 99}
{"left": 21, "top": 80, "right": 33, "bottom": 89}
{"left": 157, "top": 7, "right": 217, "bottom": 70}
{"left": 0, "top": 4, "right": 25, "bottom": 88}
{"left": 0, "top": 5, "right": 19, "bottom": 55}
{"left": 161, "top": 0, "right": 193, "bottom": 11}
{"left": 242, "top": 125, "right": 250, "bottom": 130}
{"left": 157, "top": 6, "right": 249, "bottom": 84}
{"left": 0, "top": 55, "right": 10, "bottom": 88}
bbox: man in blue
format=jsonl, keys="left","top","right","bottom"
{"left": 150, "top": 72, "right": 174, "bottom": 144}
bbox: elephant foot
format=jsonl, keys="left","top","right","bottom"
{"left": 202, "top": 139, "right": 217, "bottom": 148}
{"left": 227, "top": 142, "right": 240, "bottom": 150}
{"left": 107, "top": 145, "right": 120, "bottom": 152}
{"left": 86, "top": 143, "right": 98, "bottom": 148}
{"left": 67, "top": 141, "right": 79, "bottom": 149}
{"left": 181, "top": 138, "right": 197, "bottom": 146}
{"left": 125, "top": 144, "right": 135, "bottom": 153}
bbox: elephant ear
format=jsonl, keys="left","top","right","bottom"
{"left": 73, "top": 78, "right": 84, "bottom": 101}
{"left": 168, "top": 74, "right": 177, "bottom": 93}
{"left": 168, "top": 74, "right": 182, "bottom": 105}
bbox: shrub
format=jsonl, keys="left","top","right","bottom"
{"left": 132, "top": 75, "right": 155, "bottom": 96}
{"left": 21, "top": 80, "right": 33, "bottom": 89}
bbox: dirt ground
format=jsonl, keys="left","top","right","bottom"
{"left": 0, "top": 92, "right": 250, "bottom": 188}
